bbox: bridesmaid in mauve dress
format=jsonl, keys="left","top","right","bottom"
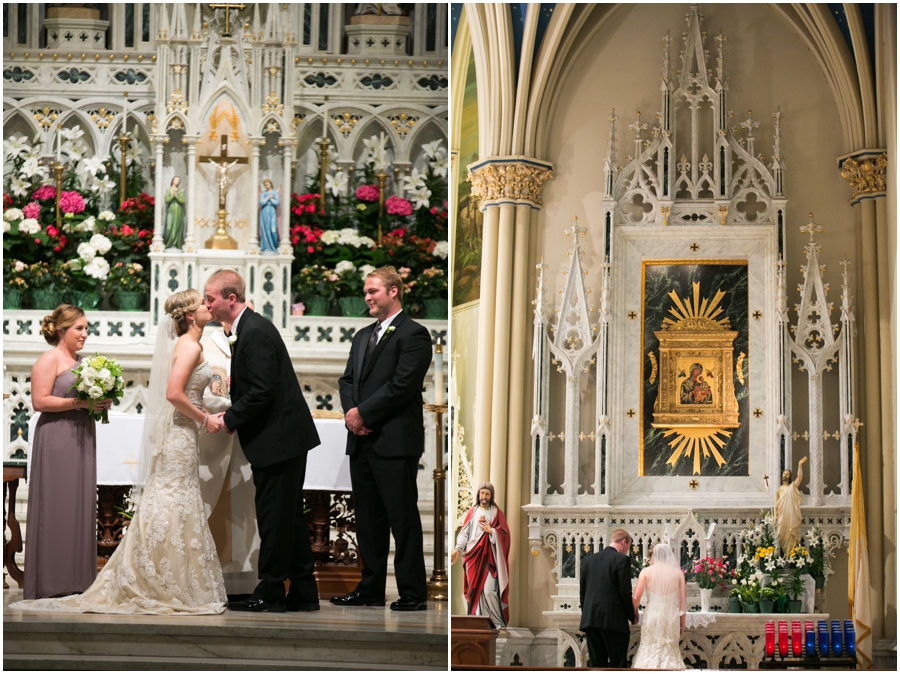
{"left": 23, "top": 304, "right": 111, "bottom": 599}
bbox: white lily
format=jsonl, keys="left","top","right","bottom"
{"left": 421, "top": 140, "right": 443, "bottom": 159}
{"left": 401, "top": 167, "right": 427, "bottom": 193}
{"left": 325, "top": 170, "right": 348, "bottom": 197}
{"left": 9, "top": 176, "right": 29, "bottom": 197}
{"left": 21, "top": 157, "right": 46, "bottom": 179}
{"left": 410, "top": 187, "right": 431, "bottom": 210}
{"left": 81, "top": 155, "right": 106, "bottom": 176}
{"left": 430, "top": 153, "right": 448, "bottom": 178}
{"left": 3, "top": 134, "right": 29, "bottom": 160}
{"left": 61, "top": 126, "right": 85, "bottom": 142}
{"left": 93, "top": 176, "right": 116, "bottom": 195}
{"left": 125, "top": 143, "right": 143, "bottom": 166}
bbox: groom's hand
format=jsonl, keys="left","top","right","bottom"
{"left": 207, "top": 412, "right": 227, "bottom": 434}
{"left": 345, "top": 407, "right": 367, "bottom": 434}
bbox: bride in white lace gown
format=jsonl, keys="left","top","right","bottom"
{"left": 11, "top": 290, "right": 227, "bottom": 615}
{"left": 632, "top": 543, "right": 687, "bottom": 669}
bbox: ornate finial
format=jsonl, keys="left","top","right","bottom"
{"left": 800, "top": 214, "right": 823, "bottom": 242}
{"left": 772, "top": 106, "right": 784, "bottom": 161}
{"left": 714, "top": 31, "right": 727, "bottom": 82}
{"left": 629, "top": 112, "right": 649, "bottom": 158}
{"left": 606, "top": 108, "right": 619, "bottom": 157}
{"left": 662, "top": 30, "right": 673, "bottom": 81}
{"left": 740, "top": 110, "right": 759, "bottom": 136}
{"left": 565, "top": 216, "right": 587, "bottom": 247}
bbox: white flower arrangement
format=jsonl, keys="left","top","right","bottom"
{"left": 433, "top": 241, "right": 449, "bottom": 259}
{"left": 98, "top": 210, "right": 116, "bottom": 221}
{"left": 3, "top": 208, "right": 23, "bottom": 222}
{"left": 321, "top": 230, "right": 340, "bottom": 245}
{"left": 335, "top": 260, "right": 357, "bottom": 275}
{"left": 83, "top": 256, "right": 110, "bottom": 280}
{"left": 18, "top": 218, "right": 41, "bottom": 235}
{"left": 358, "top": 264, "right": 376, "bottom": 279}
{"left": 89, "top": 233, "right": 112, "bottom": 255}
{"left": 77, "top": 242, "right": 97, "bottom": 262}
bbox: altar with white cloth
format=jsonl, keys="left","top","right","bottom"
{"left": 28, "top": 413, "right": 358, "bottom": 596}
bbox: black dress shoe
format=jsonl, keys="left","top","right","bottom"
{"left": 228, "top": 597, "right": 286, "bottom": 613}
{"left": 285, "top": 596, "right": 321, "bottom": 612}
{"left": 390, "top": 597, "right": 427, "bottom": 611}
{"left": 329, "top": 590, "right": 386, "bottom": 607}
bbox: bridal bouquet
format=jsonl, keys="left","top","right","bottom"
{"left": 67, "top": 353, "right": 125, "bottom": 423}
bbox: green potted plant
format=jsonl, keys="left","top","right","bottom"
{"left": 294, "top": 264, "right": 338, "bottom": 316}
{"left": 728, "top": 585, "right": 743, "bottom": 613}
{"left": 3, "top": 259, "right": 28, "bottom": 309}
{"left": 334, "top": 261, "right": 370, "bottom": 317}
{"left": 413, "top": 266, "right": 448, "bottom": 319}
{"left": 27, "top": 261, "right": 69, "bottom": 309}
{"left": 759, "top": 585, "right": 776, "bottom": 613}
{"left": 805, "top": 526, "right": 828, "bottom": 589}
{"left": 106, "top": 261, "right": 149, "bottom": 311}
{"left": 739, "top": 578, "right": 761, "bottom": 613}
{"left": 785, "top": 545, "right": 811, "bottom": 612}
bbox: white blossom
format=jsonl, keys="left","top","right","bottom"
{"left": 93, "top": 176, "right": 116, "bottom": 196}
{"left": 335, "top": 260, "right": 357, "bottom": 275}
{"left": 98, "top": 210, "right": 116, "bottom": 221}
{"left": 3, "top": 221, "right": 9, "bottom": 233}
{"left": 4, "top": 208, "right": 23, "bottom": 222}
{"left": 20, "top": 157, "right": 47, "bottom": 179}
{"left": 77, "top": 243, "right": 97, "bottom": 262}
{"left": 433, "top": 241, "right": 449, "bottom": 259}
{"left": 357, "top": 235, "right": 376, "bottom": 248}
{"left": 409, "top": 187, "right": 431, "bottom": 210}
{"left": 430, "top": 152, "right": 448, "bottom": 178}
{"left": 3, "top": 135, "right": 29, "bottom": 160}
{"left": 359, "top": 264, "right": 376, "bottom": 278}
{"left": 60, "top": 126, "right": 85, "bottom": 142}
{"left": 18, "top": 218, "right": 41, "bottom": 235}
{"left": 88, "top": 385, "right": 104, "bottom": 399}
{"left": 320, "top": 230, "right": 340, "bottom": 245}
{"left": 401, "top": 167, "right": 427, "bottom": 193}
{"left": 83, "top": 256, "right": 110, "bottom": 280}
{"left": 421, "top": 140, "right": 444, "bottom": 160}
{"left": 325, "top": 171, "right": 349, "bottom": 197}
{"left": 78, "top": 216, "right": 97, "bottom": 233}
{"left": 90, "top": 233, "right": 112, "bottom": 254}
{"left": 81, "top": 156, "right": 106, "bottom": 176}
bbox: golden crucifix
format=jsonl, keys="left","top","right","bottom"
{"left": 199, "top": 135, "right": 248, "bottom": 249}
{"left": 209, "top": 2, "right": 246, "bottom": 36}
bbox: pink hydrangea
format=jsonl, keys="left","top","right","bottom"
{"left": 22, "top": 201, "right": 41, "bottom": 219}
{"left": 32, "top": 184, "right": 57, "bottom": 201}
{"left": 355, "top": 184, "right": 380, "bottom": 203}
{"left": 59, "top": 191, "right": 86, "bottom": 214}
{"left": 386, "top": 195, "right": 413, "bottom": 217}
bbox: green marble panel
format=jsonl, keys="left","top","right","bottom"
{"left": 641, "top": 262, "right": 749, "bottom": 476}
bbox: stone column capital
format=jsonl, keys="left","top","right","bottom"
{"left": 837, "top": 149, "right": 887, "bottom": 204}
{"left": 466, "top": 156, "right": 555, "bottom": 211}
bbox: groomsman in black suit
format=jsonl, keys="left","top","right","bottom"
{"left": 205, "top": 269, "right": 321, "bottom": 613}
{"left": 579, "top": 529, "right": 637, "bottom": 667}
{"left": 332, "top": 266, "right": 433, "bottom": 611}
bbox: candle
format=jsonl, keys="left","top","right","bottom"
{"left": 56, "top": 122, "right": 61, "bottom": 163}
{"left": 433, "top": 338, "right": 443, "bottom": 405}
{"left": 322, "top": 95, "right": 329, "bottom": 140}
{"left": 379, "top": 130, "right": 386, "bottom": 169}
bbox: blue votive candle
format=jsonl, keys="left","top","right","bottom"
{"left": 806, "top": 630, "right": 816, "bottom": 656}
{"left": 831, "top": 620, "right": 843, "bottom": 656}
{"left": 818, "top": 621, "right": 829, "bottom": 656}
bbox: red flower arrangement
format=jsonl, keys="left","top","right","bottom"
{"left": 22, "top": 202, "right": 41, "bottom": 220}
{"left": 118, "top": 192, "right": 155, "bottom": 230}
{"left": 386, "top": 195, "right": 413, "bottom": 217}
{"left": 355, "top": 184, "right": 380, "bottom": 203}
{"left": 32, "top": 184, "right": 57, "bottom": 202}
{"left": 3, "top": 194, "right": 13, "bottom": 209}
{"left": 59, "top": 191, "right": 86, "bottom": 214}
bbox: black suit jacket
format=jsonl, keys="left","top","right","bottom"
{"left": 579, "top": 546, "right": 635, "bottom": 632}
{"left": 338, "top": 311, "right": 432, "bottom": 458}
{"left": 223, "top": 308, "right": 320, "bottom": 467}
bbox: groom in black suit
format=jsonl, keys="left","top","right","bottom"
{"left": 332, "top": 266, "right": 433, "bottom": 611}
{"left": 580, "top": 528, "right": 637, "bottom": 667}
{"left": 205, "top": 270, "right": 321, "bottom": 612}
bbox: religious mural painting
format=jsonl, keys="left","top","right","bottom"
{"left": 641, "top": 261, "right": 749, "bottom": 477}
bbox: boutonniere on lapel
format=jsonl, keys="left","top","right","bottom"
{"left": 228, "top": 332, "right": 238, "bottom": 346}
{"left": 384, "top": 326, "right": 396, "bottom": 337}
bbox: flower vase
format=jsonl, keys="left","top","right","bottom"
{"left": 304, "top": 297, "right": 329, "bottom": 316}
{"left": 29, "top": 289, "right": 65, "bottom": 310}
{"left": 70, "top": 290, "right": 101, "bottom": 310}
{"left": 786, "top": 600, "right": 803, "bottom": 614}
{"left": 116, "top": 291, "right": 146, "bottom": 311}
{"left": 760, "top": 599, "right": 776, "bottom": 613}
{"left": 775, "top": 595, "right": 789, "bottom": 613}
{"left": 813, "top": 575, "right": 825, "bottom": 590}
{"left": 423, "top": 298, "right": 448, "bottom": 319}
{"left": 728, "top": 596, "right": 743, "bottom": 613}
{"left": 742, "top": 602, "right": 760, "bottom": 613}
{"left": 700, "top": 588, "right": 712, "bottom": 613}
{"left": 338, "top": 296, "right": 369, "bottom": 317}
{"left": 3, "top": 288, "right": 23, "bottom": 309}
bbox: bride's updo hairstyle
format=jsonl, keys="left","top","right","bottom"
{"left": 41, "top": 304, "right": 85, "bottom": 346}
{"left": 165, "top": 289, "right": 203, "bottom": 336}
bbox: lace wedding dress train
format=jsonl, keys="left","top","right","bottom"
{"left": 11, "top": 363, "right": 226, "bottom": 615}
{"left": 632, "top": 589, "right": 686, "bottom": 669}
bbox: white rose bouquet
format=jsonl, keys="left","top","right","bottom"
{"left": 67, "top": 353, "right": 125, "bottom": 423}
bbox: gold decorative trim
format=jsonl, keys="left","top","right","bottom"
{"left": 647, "top": 351, "right": 658, "bottom": 384}
{"left": 840, "top": 153, "right": 887, "bottom": 198}
{"left": 662, "top": 427, "right": 731, "bottom": 475}
{"left": 467, "top": 159, "right": 554, "bottom": 210}
{"left": 736, "top": 352, "right": 746, "bottom": 385}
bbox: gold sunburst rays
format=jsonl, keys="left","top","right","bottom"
{"left": 663, "top": 427, "right": 731, "bottom": 475}
{"left": 662, "top": 281, "right": 731, "bottom": 331}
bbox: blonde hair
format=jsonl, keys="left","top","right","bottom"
{"left": 164, "top": 289, "right": 203, "bottom": 336}
{"left": 41, "top": 304, "right": 85, "bottom": 346}
{"left": 367, "top": 265, "right": 404, "bottom": 301}
{"left": 207, "top": 269, "right": 246, "bottom": 303}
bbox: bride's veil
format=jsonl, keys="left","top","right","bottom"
{"left": 133, "top": 314, "right": 178, "bottom": 509}
{"left": 647, "top": 543, "right": 687, "bottom": 615}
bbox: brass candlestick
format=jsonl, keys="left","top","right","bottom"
{"left": 52, "top": 162, "right": 64, "bottom": 230}
{"left": 117, "top": 131, "right": 129, "bottom": 207}
{"left": 376, "top": 170, "right": 387, "bottom": 245}
{"left": 424, "top": 401, "right": 449, "bottom": 601}
{"left": 317, "top": 136, "right": 330, "bottom": 213}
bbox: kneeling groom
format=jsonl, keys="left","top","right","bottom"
{"left": 205, "top": 270, "right": 321, "bottom": 613}
{"left": 333, "top": 266, "right": 433, "bottom": 611}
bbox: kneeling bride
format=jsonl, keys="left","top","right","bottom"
{"left": 11, "top": 290, "right": 227, "bottom": 615}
